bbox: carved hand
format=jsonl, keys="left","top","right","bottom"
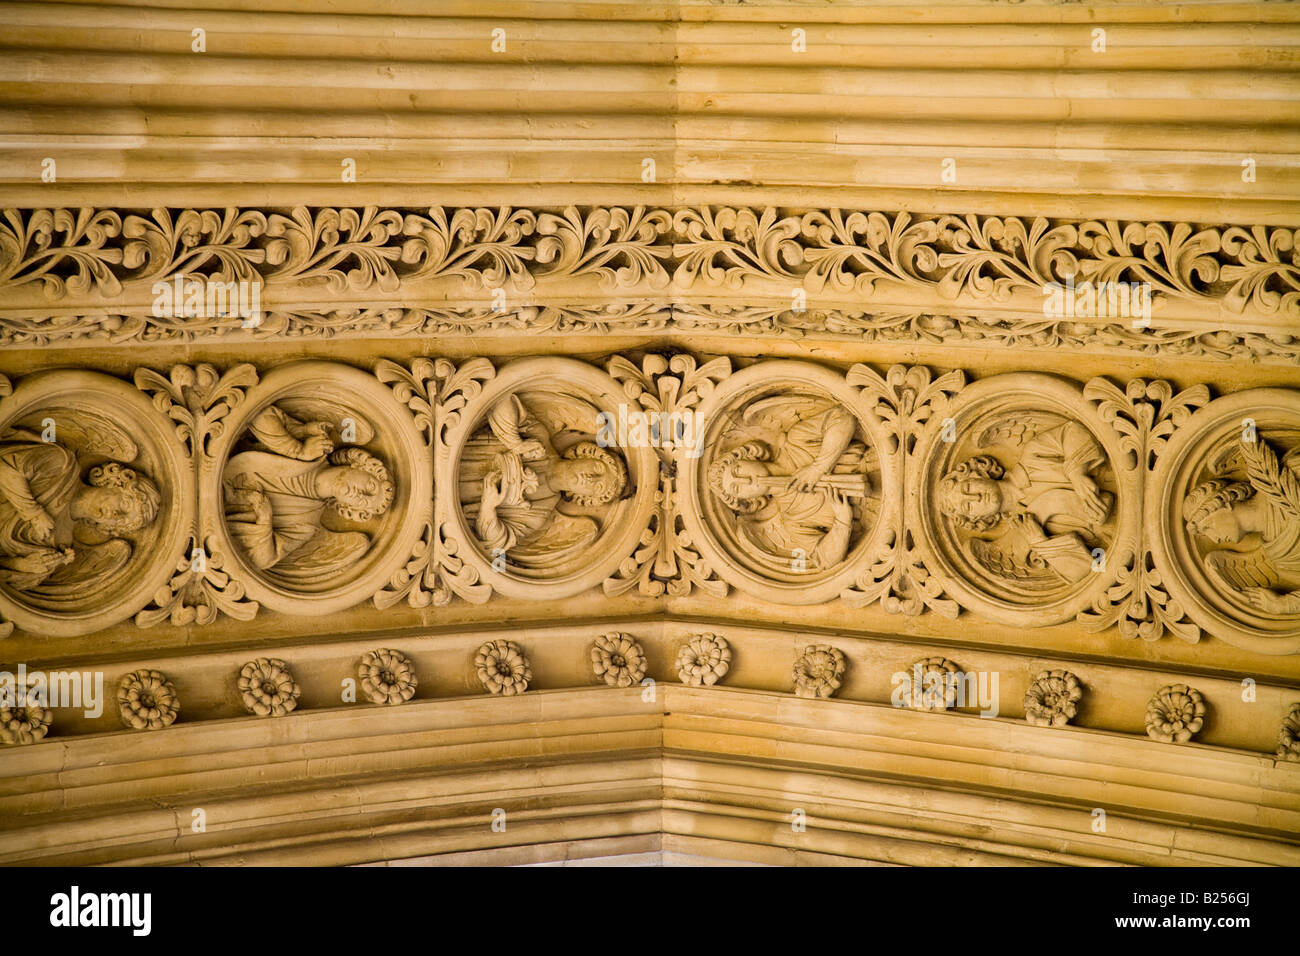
{"left": 788, "top": 463, "right": 826, "bottom": 493}
{"left": 481, "top": 470, "right": 506, "bottom": 511}
{"left": 1070, "top": 475, "right": 1109, "bottom": 525}
{"left": 26, "top": 509, "right": 55, "bottom": 545}
{"left": 829, "top": 487, "right": 853, "bottom": 525}
{"left": 1240, "top": 587, "right": 1300, "bottom": 616}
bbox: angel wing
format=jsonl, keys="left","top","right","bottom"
{"left": 976, "top": 412, "right": 1061, "bottom": 450}
{"left": 511, "top": 512, "right": 598, "bottom": 567}
{"left": 274, "top": 397, "right": 376, "bottom": 445}
{"left": 30, "top": 540, "right": 132, "bottom": 603}
{"left": 970, "top": 537, "right": 1054, "bottom": 582}
{"left": 515, "top": 389, "right": 605, "bottom": 449}
{"left": 271, "top": 528, "right": 371, "bottom": 584}
{"left": 1206, "top": 547, "right": 1277, "bottom": 591}
{"left": 12, "top": 407, "right": 139, "bottom": 461}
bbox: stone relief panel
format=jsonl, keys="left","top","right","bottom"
{"left": 201, "top": 362, "right": 431, "bottom": 617}
{"left": 0, "top": 353, "right": 1292, "bottom": 657}
{"left": 1152, "top": 389, "right": 1300, "bottom": 655}
{"left": 442, "top": 357, "right": 658, "bottom": 602}
{"left": 680, "top": 361, "right": 893, "bottom": 604}
{"left": 0, "top": 370, "right": 193, "bottom": 636}
{"left": 912, "top": 374, "right": 1139, "bottom": 627}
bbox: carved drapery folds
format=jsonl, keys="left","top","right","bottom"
{"left": 0, "top": 354, "right": 1296, "bottom": 656}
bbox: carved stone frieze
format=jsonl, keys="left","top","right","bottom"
{"left": 0, "top": 353, "right": 1293, "bottom": 658}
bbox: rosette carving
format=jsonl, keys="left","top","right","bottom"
{"left": 895, "top": 657, "right": 963, "bottom": 712}
{"left": 475, "top": 639, "right": 531, "bottom": 696}
{"left": 1278, "top": 704, "right": 1300, "bottom": 763}
{"left": 358, "top": 648, "right": 419, "bottom": 705}
{"left": 590, "top": 632, "right": 647, "bottom": 687}
{"left": 238, "top": 658, "right": 301, "bottom": 718}
{"left": 1145, "top": 684, "right": 1206, "bottom": 743}
{"left": 1023, "top": 670, "right": 1084, "bottom": 727}
{"left": 117, "top": 669, "right": 179, "bottom": 731}
{"left": 676, "top": 632, "right": 731, "bottom": 687}
{"left": 792, "top": 644, "right": 847, "bottom": 699}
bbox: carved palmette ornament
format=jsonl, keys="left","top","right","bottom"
{"left": 0, "top": 370, "right": 194, "bottom": 637}
{"left": 201, "top": 361, "right": 431, "bottom": 617}
{"left": 1149, "top": 389, "right": 1300, "bottom": 655}
{"left": 679, "top": 361, "right": 895, "bottom": 605}
{"left": 442, "top": 357, "right": 658, "bottom": 602}
{"left": 910, "top": 374, "right": 1138, "bottom": 627}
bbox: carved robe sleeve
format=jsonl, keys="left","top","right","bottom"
{"left": 1030, "top": 531, "right": 1094, "bottom": 583}
{"left": 247, "top": 406, "right": 310, "bottom": 460}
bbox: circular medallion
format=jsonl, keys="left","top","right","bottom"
{"left": 1150, "top": 389, "right": 1300, "bottom": 655}
{"left": 0, "top": 370, "right": 194, "bottom": 636}
{"left": 204, "top": 361, "right": 431, "bottom": 616}
{"left": 679, "top": 361, "right": 893, "bottom": 604}
{"left": 911, "top": 374, "right": 1136, "bottom": 626}
{"left": 444, "top": 358, "right": 657, "bottom": 601}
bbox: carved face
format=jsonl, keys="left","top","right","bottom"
{"left": 1188, "top": 504, "right": 1245, "bottom": 544}
{"left": 319, "top": 465, "right": 389, "bottom": 517}
{"left": 557, "top": 458, "right": 618, "bottom": 499}
{"left": 715, "top": 457, "right": 770, "bottom": 502}
{"left": 941, "top": 476, "right": 1004, "bottom": 523}
{"left": 76, "top": 465, "right": 161, "bottom": 536}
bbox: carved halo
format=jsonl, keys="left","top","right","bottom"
{"left": 911, "top": 373, "right": 1137, "bottom": 627}
{"left": 442, "top": 357, "right": 658, "bottom": 601}
{"left": 0, "top": 370, "right": 194, "bottom": 637}
{"left": 679, "top": 360, "right": 894, "bottom": 604}
{"left": 1150, "top": 389, "right": 1300, "bottom": 655}
{"left": 202, "top": 361, "right": 431, "bottom": 616}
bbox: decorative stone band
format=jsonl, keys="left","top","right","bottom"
{"left": 0, "top": 354, "right": 1296, "bottom": 658}
{"left": 0, "top": 206, "right": 1295, "bottom": 336}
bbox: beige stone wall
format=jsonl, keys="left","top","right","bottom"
{"left": 0, "top": 0, "right": 1297, "bottom": 866}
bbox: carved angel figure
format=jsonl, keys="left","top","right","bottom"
{"left": 462, "top": 394, "right": 628, "bottom": 569}
{"left": 223, "top": 404, "right": 394, "bottom": 582}
{"left": 0, "top": 428, "right": 160, "bottom": 593}
{"left": 706, "top": 399, "right": 874, "bottom": 574}
{"left": 1184, "top": 436, "right": 1300, "bottom": 616}
{"left": 937, "top": 420, "right": 1113, "bottom": 584}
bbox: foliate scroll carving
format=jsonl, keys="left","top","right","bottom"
{"left": 0, "top": 371, "right": 193, "bottom": 637}
{"left": 374, "top": 358, "right": 493, "bottom": 609}
{"left": 1076, "top": 379, "right": 1209, "bottom": 643}
{"left": 202, "top": 362, "right": 431, "bottom": 617}
{"left": 134, "top": 363, "right": 260, "bottom": 627}
{"left": 3, "top": 207, "right": 1295, "bottom": 325}
{"left": 842, "top": 364, "right": 964, "bottom": 616}
{"left": 1151, "top": 390, "right": 1300, "bottom": 655}
{"left": 444, "top": 357, "right": 657, "bottom": 602}
{"left": 602, "top": 354, "right": 730, "bottom": 598}
{"left": 911, "top": 374, "right": 1138, "bottom": 627}
{"left": 1145, "top": 684, "right": 1206, "bottom": 743}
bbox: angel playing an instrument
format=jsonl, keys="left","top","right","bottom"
{"left": 0, "top": 429, "right": 161, "bottom": 592}
{"left": 937, "top": 419, "right": 1113, "bottom": 584}
{"left": 462, "top": 394, "right": 628, "bottom": 569}
{"left": 1184, "top": 436, "right": 1300, "bottom": 616}
{"left": 706, "top": 399, "right": 875, "bottom": 573}
{"left": 222, "top": 404, "right": 394, "bottom": 582}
